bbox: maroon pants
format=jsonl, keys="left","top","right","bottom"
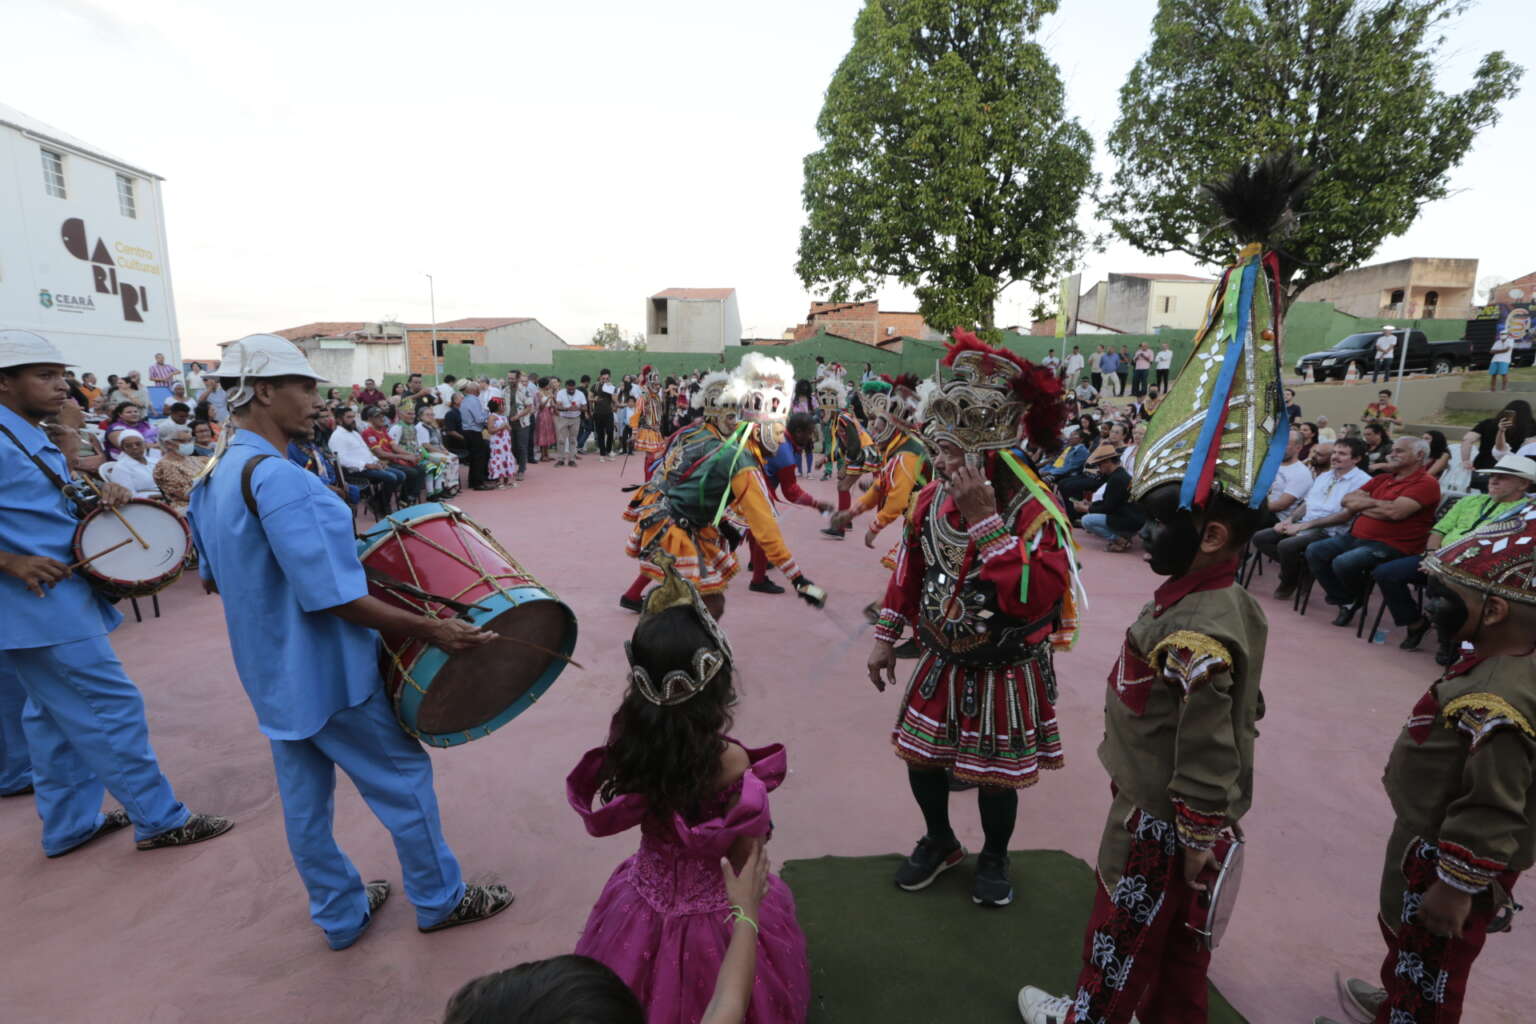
{"left": 1067, "top": 811, "right": 1213, "bottom": 1023}
{"left": 1374, "top": 838, "right": 1520, "bottom": 1023}
{"left": 747, "top": 532, "right": 768, "bottom": 581}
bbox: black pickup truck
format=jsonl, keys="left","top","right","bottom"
{"left": 1293, "top": 326, "right": 1516, "bottom": 381}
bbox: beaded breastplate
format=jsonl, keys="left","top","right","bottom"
{"left": 916, "top": 482, "right": 1054, "bottom": 666}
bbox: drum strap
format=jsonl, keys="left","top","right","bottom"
{"left": 0, "top": 421, "right": 73, "bottom": 493}
{"left": 240, "top": 454, "right": 274, "bottom": 517}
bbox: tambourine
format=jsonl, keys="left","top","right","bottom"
{"left": 1186, "top": 836, "right": 1244, "bottom": 951}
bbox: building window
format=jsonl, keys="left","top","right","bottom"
{"left": 40, "top": 148, "right": 66, "bottom": 198}
{"left": 1389, "top": 288, "right": 1405, "bottom": 305}
{"left": 1160, "top": 295, "right": 1176, "bottom": 314}
{"left": 1424, "top": 290, "right": 1439, "bottom": 312}
{"left": 116, "top": 173, "right": 137, "bottom": 218}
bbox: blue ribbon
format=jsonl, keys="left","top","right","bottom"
{"left": 1179, "top": 255, "right": 1259, "bottom": 509}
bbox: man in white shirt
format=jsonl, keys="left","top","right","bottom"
{"left": 1064, "top": 346, "right": 1085, "bottom": 388}
{"left": 327, "top": 406, "right": 404, "bottom": 506}
{"left": 1251, "top": 436, "right": 1371, "bottom": 598}
{"left": 1042, "top": 349, "right": 1060, "bottom": 378}
{"left": 480, "top": 376, "right": 505, "bottom": 406}
{"left": 1266, "top": 429, "right": 1313, "bottom": 515}
{"left": 1154, "top": 341, "right": 1174, "bottom": 391}
{"left": 434, "top": 375, "right": 459, "bottom": 406}
{"left": 1489, "top": 327, "right": 1516, "bottom": 392}
{"left": 552, "top": 379, "right": 587, "bottom": 466}
{"left": 1371, "top": 326, "right": 1398, "bottom": 383}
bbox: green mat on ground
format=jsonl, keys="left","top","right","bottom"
{"left": 779, "top": 850, "right": 1246, "bottom": 1023}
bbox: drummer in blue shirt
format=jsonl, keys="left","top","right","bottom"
{"left": 187, "top": 334, "right": 513, "bottom": 951}
{"left": 0, "top": 329, "right": 233, "bottom": 856}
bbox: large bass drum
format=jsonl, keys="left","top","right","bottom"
{"left": 356, "top": 502, "right": 577, "bottom": 748}
{"left": 72, "top": 498, "right": 191, "bottom": 600}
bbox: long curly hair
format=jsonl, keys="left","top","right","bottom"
{"left": 597, "top": 606, "right": 735, "bottom": 820}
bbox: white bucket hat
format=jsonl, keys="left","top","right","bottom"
{"left": 222, "top": 333, "right": 326, "bottom": 407}
{"left": 0, "top": 329, "right": 72, "bottom": 369}
{"left": 1485, "top": 454, "right": 1536, "bottom": 484}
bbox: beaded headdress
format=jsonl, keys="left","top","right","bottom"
{"left": 1424, "top": 503, "right": 1536, "bottom": 607}
{"left": 625, "top": 551, "right": 733, "bottom": 706}
{"left": 921, "top": 329, "right": 1065, "bottom": 454}
{"left": 723, "top": 353, "right": 795, "bottom": 448}
{"left": 815, "top": 377, "right": 845, "bottom": 413}
{"left": 1131, "top": 154, "right": 1313, "bottom": 509}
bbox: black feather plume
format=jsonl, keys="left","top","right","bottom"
{"left": 1200, "top": 151, "right": 1315, "bottom": 247}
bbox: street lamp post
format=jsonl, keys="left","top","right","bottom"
{"left": 425, "top": 273, "right": 439, "bottom": 380}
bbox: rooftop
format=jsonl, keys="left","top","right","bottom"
{"left": 651, "top": 288, "right": 736, "bottom": 300}
{"left": 1114, "top": 272, "right": 1216, "bottom": 283}
{"left": 0, "top": 102, "right": 160, "bottom": 179}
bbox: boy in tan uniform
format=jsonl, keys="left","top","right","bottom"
{"left": 1320, "top": 506, "right": 1536, "bottom": 1024}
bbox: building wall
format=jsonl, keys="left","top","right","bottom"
{"left": 474, "top": 320, "right": 568, "bottom": 366}
{"left": 1146, "top": 280, "right": 1217, "bottom": 332}
{"left": 1102, "top": 275, "right": 1152, "bottom": 333}
{"left": 646, "top": 296, "right": 740, "bottom": 353}
{"left": 295, "top": 339, "right": 409, "bottom": 389}
{"left": 1296, "top": 257, "right": 1477, "bottom": 320}
{"left": 405, "top": 328, "right": 481, "bottom": 374}
{"left": 0, "top": 121, "right": 180, "bottom": 377}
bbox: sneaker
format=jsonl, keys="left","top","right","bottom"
{"left": 365, "top": 879, "right": 391, "bottom": 915}
{"left": 820, "top": 526, "right": 846, "bottom": 540}
{"left": 972, "top": 851, "right": 1013, "bottom": 907}
{"left": 1, "top": 783, "right": 33, "bottom": 797}
{"left": 47, "top": 808, "right": 131, "bottom": 858}
{"left": 1400, "top": 619, "right": 1431, "bottom": 651}
{"left": 894, "top": 835, "right": 965, "bottom": 891}
{"left": 749, "top": 579, "right": 785, "bottom": 595}
{"left": 1017, "top": 986, "right": 1073, "bottom": 1024}
{"left": 1331, "top": 604, "right": 1357, "bottom": 627}
{"left": 135, "top": 812, "right": 235, "bottom": 850}
{"left": 619, "top": 594, "right": 645, "bottom": 613}
{"left": 1336, "top": 975, "right": 1386, "bottom": 1023}
{"left": 420, "top": 882, "right": 515, "bottom": 933}
{"left": 1272, "top": 582, "right": 1295, "bottom": 600}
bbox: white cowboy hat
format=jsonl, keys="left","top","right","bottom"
{"left": 0, "top": 329, "right": 71, "bottom": 369}
{"left": 1485, "top": 454, "right": 1536, "bottom": 484}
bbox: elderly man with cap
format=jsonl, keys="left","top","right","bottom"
{"left": 0, "top": 329, "right": 232, "bottom": 856}
{"left": 188, "top": 334, "right": 513, "bottom": 951}
{"left": 1371, "top": 453, "right": 1536, "bottom": 660}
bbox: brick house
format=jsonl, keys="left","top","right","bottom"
{"left": 788, "top": 301, "right": 940, "bottom": 347}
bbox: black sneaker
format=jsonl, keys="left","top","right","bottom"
{"left": 47, "top": 808, "right": 131, "bottom": 858}
{"left": 820, "top": 527, "right": 846, "bottom": 540}
{"left": 619, "top": 594, "right": 644, "bottom": 613}
{"left": 1400, "top": 619, "right": 1431, "bottom": 651}
{"left": 1331, "top": 604, "right": 1357, "bottom": 627}
{"left": 420, "top": 882, "right": 515, "bottom": 933}
{"left": 894, "top": 836, "right": 966, "bottom": 891}
{"left": 136, "top": 812, "right": 235, "bottom": 850}
{"left": 749, "top": 579, "right": 785, "bottom": 594}
{"left": 1435, "top": 637, "right": 1459, "bottom": 666}
{"left": 972, "top": 851, "right": 1014, "bottom": 907}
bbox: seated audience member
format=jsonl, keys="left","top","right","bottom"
{"left": 1266, "top": 429, "right": 1312, "bottom": 515}
{"left": 1371, "top": 453, "right": 1536, "bottom": 660}
{"left": 1305, "top": 436, "right": 1440, "bottom": 627}
{"left": 289, "top": 427, "right": 360, "bottom": 508}
{"left": 1361, "top": 389, "right": 1401, "bottom": 431}
{"left": 1457, "top": 398, "right": 1533, "bottom": 489}
{"left": 389, "top": 403, "right": 456, "bottom": 497}
{"left": 151, "top": 426, "right": 207, "bottom": 508}
{"left": 1039, "top": 428, "right": 1089, "bottom": 484}
{"left": 1296, "top": 421, "right": 1318, "bottom": 462}
{"left": 1074, "top": 445, "right": 1142, "bottom": 552}
{"left": 51, "top": 394, "right": 108, "bottom": 475}
{"left": 1136, "top": 385, "right": 1164, "bottom": 421}
{"left": 165, "top": 380, "right": 194, "bottom": 411}
{"left": 104, "top": 400, "right": 159, "bottom": 457}
{"left": 190, "top": 419, "right": 217, "bottom": 457}
{"left": 1305, "top": 439, "right": 1334, "bottom": 475}
{"left": 312, "top": 406, "right": 337, "bottom": 449}
{"left": 1253, "top": 437, "right": 1370, "bottom": 599}
{"left": 328, "top": 406, "right": 405, "bottom": 509}
{"left": 1422, "top": 429, "right": 1451, "bottom": 478}
{"left": 1361, "top": 421, "right": 1393, "bottom": 475}
{"left": 1058, "top": 422, "right": 1127, "bottom": 503}
{"left": 108, "top": 433, "right": 161, "bottom": 497}
{"left": 1315, "top": 414, "right": 1337, "bottom": 443}
{"left": 363, "top": 406, "right": 428, "bottom": 502}
{"left": 109, "top": 370, "right": 151, "bottom": 411}
{"left": 155, "top": 401, "right": 193, "bottom": 433}
{"left": 417, "top": 405, "right": 463, "bottom": 489}
{"left": 1073, "top": 380, "right": 1099, "bottom": 410}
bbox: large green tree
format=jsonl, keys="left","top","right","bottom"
{"left": 1105, "top": 0, "right": 1522, "bottom": 305}
{"left": 797, "top": 0, "right": 1094, "bottom": 333}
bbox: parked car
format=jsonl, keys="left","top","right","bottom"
{"left": 1294, "top": 328, "right": 1501, "bottom": 381}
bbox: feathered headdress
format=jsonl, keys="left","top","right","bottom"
{"left": 922, "top": 329, "right": 1065, "bottom": 453}
{"left": 723, "top": 353, "right": 795, "bottom": 424}
{"left": 1131, "top": 152, "right": 1313, "bottom": 509}
{"left": 692, "top": 370, "right": 739, "bottom": 429}
{"left": 877, "top": 373, "right": 926, "bottom": 433}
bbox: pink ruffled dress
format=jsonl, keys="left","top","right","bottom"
{"left": 567, "top": 740, "right": 811, "bottom": 1024}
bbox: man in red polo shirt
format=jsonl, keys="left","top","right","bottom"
{"left": 1305, "top": 435, "right": 1440, "bottom": 626}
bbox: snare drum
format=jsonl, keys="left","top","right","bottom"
{"left": 72, "top": 498, "right": 191, "bottom": 600}
{"left": 357, "top": 502, "right": 577, "bottom": 748}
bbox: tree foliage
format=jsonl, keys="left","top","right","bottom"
{"left": 1105, "top": 0, "right": 1523, "bottom": 304}
{"left": 591, "top": 323, "right": 645, "bottom": 350}
{"left": 798, "top": 0, "right": 1095, "bottom": 333}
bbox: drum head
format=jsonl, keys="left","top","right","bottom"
{"left": 414, "top": 600, "right": 574, "bottom": 735}
{"left": 1204, "top": 839, "right": 1244, "bottom": 949}
{"left": 77, "top": 500, "right": 189, "bottom": 590}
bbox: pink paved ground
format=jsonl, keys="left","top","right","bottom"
{"left": 1, "top": 459, "right": 1527, "bottom": 1023}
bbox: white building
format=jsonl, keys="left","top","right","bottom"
{"left": 0, "top": 104, "right": 180, "bottom": 378}
{"left": 1077, "top": 273, "right": 1216, "bottom": 334}
{"left": 645, "top": 288, "right": 741, "bottom": 353}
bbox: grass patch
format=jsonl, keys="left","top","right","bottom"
{"left": 1460, "top": 366, "right": 1536, "bottom": 390}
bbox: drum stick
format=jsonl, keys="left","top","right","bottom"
{"left": 490, "top": 633, "right": 585, "bottom": 670}
{"left": 84, "top": 478, "right": 150, "bottom": 549}
{"left": 67, "top": 537, "right": 134, "bottom": 571}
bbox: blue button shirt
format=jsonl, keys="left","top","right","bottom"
{"left": 0, "top": 405, "right": 121, "bottom": 649}
{"left": 187, "top": 431, "right": 380, "bottom": 740}
{"left": 459, "top": 394, "right": 487, "bottom": 432}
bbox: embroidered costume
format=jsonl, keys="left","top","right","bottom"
{"left": 842, "top": 375, "right": 932, "bottom": 569}
{"left": 630, "top": 365, "right": 666, "bottom": 468}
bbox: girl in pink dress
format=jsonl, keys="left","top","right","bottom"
{"left": 567, "top": 567, "right": 810, "bottom": 1024}
{"left": 486, "top": 398, "right": 515, "bottom": 485}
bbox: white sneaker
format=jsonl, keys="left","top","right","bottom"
{"left": 1017, "top": 986, "right": 1072, "bottom": 1024}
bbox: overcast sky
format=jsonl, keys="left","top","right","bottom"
{"left": 6, "top": 0, "right": 1529, "bottom": 358}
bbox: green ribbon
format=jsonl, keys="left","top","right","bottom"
{"left": 708, "top": 422, "right": 755, "bottom": 527}
{"left": 1000, "top": 450, "right": 1075, "bottom": 604}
